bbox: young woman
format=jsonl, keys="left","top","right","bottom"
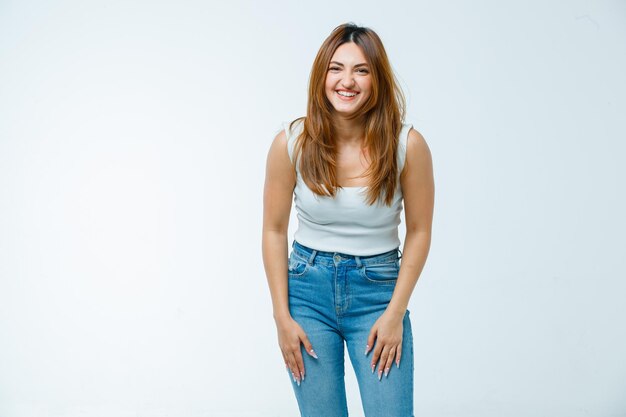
{"left": 262, "top": 22, "right": 434, "bottom": 417}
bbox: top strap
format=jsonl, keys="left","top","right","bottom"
{"left": 397, "top": 123, "right": 414, "bottom": 173}
{"left": 282, "top": 119, "right": 304, "bottom": 167}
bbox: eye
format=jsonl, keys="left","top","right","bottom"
{"left": 357, "top": 68, "right": 369, "bottom": 74}
{"left": 328, "top": 66, "right": 341, "bottom": 71}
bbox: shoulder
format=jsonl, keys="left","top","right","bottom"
{"left": 406, "top": 127, "right": 432, "bottom": 166}
{"left": 406, "top": 127, "right": 429, "bottom": 154}
{"left": 267, "top": 128, "right": 289, "bottom": 164}
{"left": 283, "top": 117, "right": 305, "bottom": 138}
{"left": 266, "top": 127, "right": 296, "bottom": 182}
{"left": 273, "top": 128, "right": 288, "bottom": 146}
{"left": 268, "top": 117, "right": 304, "bottom": 170}
{"left": 281, "top": 117, "right": 305, "bottom": 164}
{"left": 401, "top": 127, "right": 432, "bottom": 175}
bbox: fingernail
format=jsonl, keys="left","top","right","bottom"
{"left": 384, "top": 367, "right": 389, "bottom": 377}
{"left": 364, "top": 345, "right": 369, "bottom": 355}
{"left": 310, "top": 349, "right": 318, "bottom": 359}
{"left": 292, "top": 372, "right": 296, "bottom": 382}
{"left": 378, "top": 370, "right": 382, "bottom": 380}
{"left": 297, "top": 378, "right": 300, "bottom": 386}
{"left": 371, "top": 364, "right": 375, "bottom": 373}
{"left": 396, "top": 359, "right": 400, "bottom": 368}
{"left": 300, "top": 371, "right": 304, "bottom": 382}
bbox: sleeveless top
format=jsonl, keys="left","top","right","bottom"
{"left": 283, "top": 118, "right": 413, "bottom": 256}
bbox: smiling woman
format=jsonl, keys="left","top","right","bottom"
{"left": 324, "top": 43, "right": 372, "bottom": 115}
{"left": 262, "top": 22, "right": 434, "bottom": 417}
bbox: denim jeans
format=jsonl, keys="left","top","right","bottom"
{"left": 286, "top": 240, "right": 414, "bottom": 417}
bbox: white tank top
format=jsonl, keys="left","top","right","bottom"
{"left": 283, "top": 118, "right": 413, "bottom": 256}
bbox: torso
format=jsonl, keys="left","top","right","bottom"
{"left": 282, "top": 118, "right": 414, "bottom": 256}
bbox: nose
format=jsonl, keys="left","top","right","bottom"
{"left": 341, "top": 74, "right": 355, "bottom": 88}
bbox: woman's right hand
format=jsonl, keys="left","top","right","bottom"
{"left": 275, "top": 315, "right": 318, "bottom": 385}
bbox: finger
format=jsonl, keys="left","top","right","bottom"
{"left": 376, "top": 345, "right": 392, "bottom": 380}
{"left": 301, "top": 333, "right": 318, "bottom": 359}
{"left": 287, "top": 352, "right": 301, "bottom": 386}
{"left": 295, "top": 348, "right": 306, "bottom": 383}
{"left": 281, "top": 350, "right": 291, "bottom": 369}
{"left": 396, "top": 343, "right": 402, "bottom": 368}
{"left": 365, "top": 326, "right": 377, "bottom": 355}
{"left": 370, "top": 341, "right": 383, "bottom": 375}
{"left": 383, "top": 346, "right": 396, "bottom": 378}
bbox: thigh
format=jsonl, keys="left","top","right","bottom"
{"left": 345, "top": 310, "right": 414, "bottom": 417}
{"left": 285, "top": 327, "right": 348, "bottom": 417}
{"left": 343, "top": 266, "right": 415, "bottom": 417}
{"left": 287, "top": 257, "right": 349, "bottom": 417}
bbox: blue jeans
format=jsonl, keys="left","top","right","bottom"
{"left": 286, "top": 240, "right": 414, "bottom": 417}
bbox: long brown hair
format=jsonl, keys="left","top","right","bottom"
{"left": 291, "top": 22, "right": 406, "bottom": 206}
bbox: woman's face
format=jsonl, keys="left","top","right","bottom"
{"left": 324, "top": 42, "right": 372, "bottom": 117}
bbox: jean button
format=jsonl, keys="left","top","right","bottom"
{"left": 333, "top": 254, "right": 341, "bottom": 262}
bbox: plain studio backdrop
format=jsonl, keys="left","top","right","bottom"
{"left": 1, "top": 0, "right": 625, "bottom": 416}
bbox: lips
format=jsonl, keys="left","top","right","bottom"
{"left": 336, "top": 90, "right": 358, "bottom": 101}
{"left": 336, "top": 89, "right": 358, "bottom": 96}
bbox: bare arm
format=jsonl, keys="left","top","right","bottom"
{"left": 366, "top": 127, "right": 435, "bottom": 378}
{"left": 388, "top": 127, "right": 435, "bottom": 317}
{"left": 262, "top": 129, "right": 296, "bottom": 321}
{"left": 262, "top": 127, "right": 317, "bottom": 385}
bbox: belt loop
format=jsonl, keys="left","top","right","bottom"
{"left": 397, "top": 248, "right": 403, "bottom": 259}
{"left": 355, "top": 255, "right": 362, "bottom": 268}
{"left": 308, "top": 250, "right": 317, "bottom": 265}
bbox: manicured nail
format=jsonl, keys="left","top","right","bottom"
{"left": 378, "top": 369, "right": 382, "bottom": 380}
{"left": 384, "top": 367, "right": 390, "bottom": 377}
{"left": 292, "top": 372, "right": 296, "bottom": 382}
{"left": 310, "top": 349, "right": 318, "bottom": 359}
{"left": 364, "top": 345, "right": 369, "bottom": 355}
{"left": 371, "top": 364, "right": 375, "bottom": 373}
{"left": 300, "top": 371, "right": 304, "bottom": 382}
{"left": 396, "top": 359, "right": 400, "bottom": 368}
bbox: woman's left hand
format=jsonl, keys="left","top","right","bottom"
{"left": 365, "top": 309, "right": 405, "bottom": 380}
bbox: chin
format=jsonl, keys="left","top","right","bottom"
{"left": 334, "top": 104, "right": 363, "bottom": 115}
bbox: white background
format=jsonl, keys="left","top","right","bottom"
{"left": 1, "top": 0, "right": 625, "bottom": 416}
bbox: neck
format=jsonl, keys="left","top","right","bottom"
{"left": 331, "top": 113, "right": 366, "bottom": 145}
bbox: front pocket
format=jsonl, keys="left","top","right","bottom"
{"left": 360, "top": 260, "right": 399, "bottom": 284}
{"left": 287, "top": 255, "right": 309, "bottom": 278}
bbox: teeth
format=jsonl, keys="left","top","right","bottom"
{"left": 337, "top": 91, "right": 356, "bottom": 97}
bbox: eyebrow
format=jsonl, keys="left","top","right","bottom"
{"left": 329, "top": 61, "right": 369, "bottom": 67}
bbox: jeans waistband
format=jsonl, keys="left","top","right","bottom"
{"left": 291, "top": 240, "right": 401, "bottom": 267}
